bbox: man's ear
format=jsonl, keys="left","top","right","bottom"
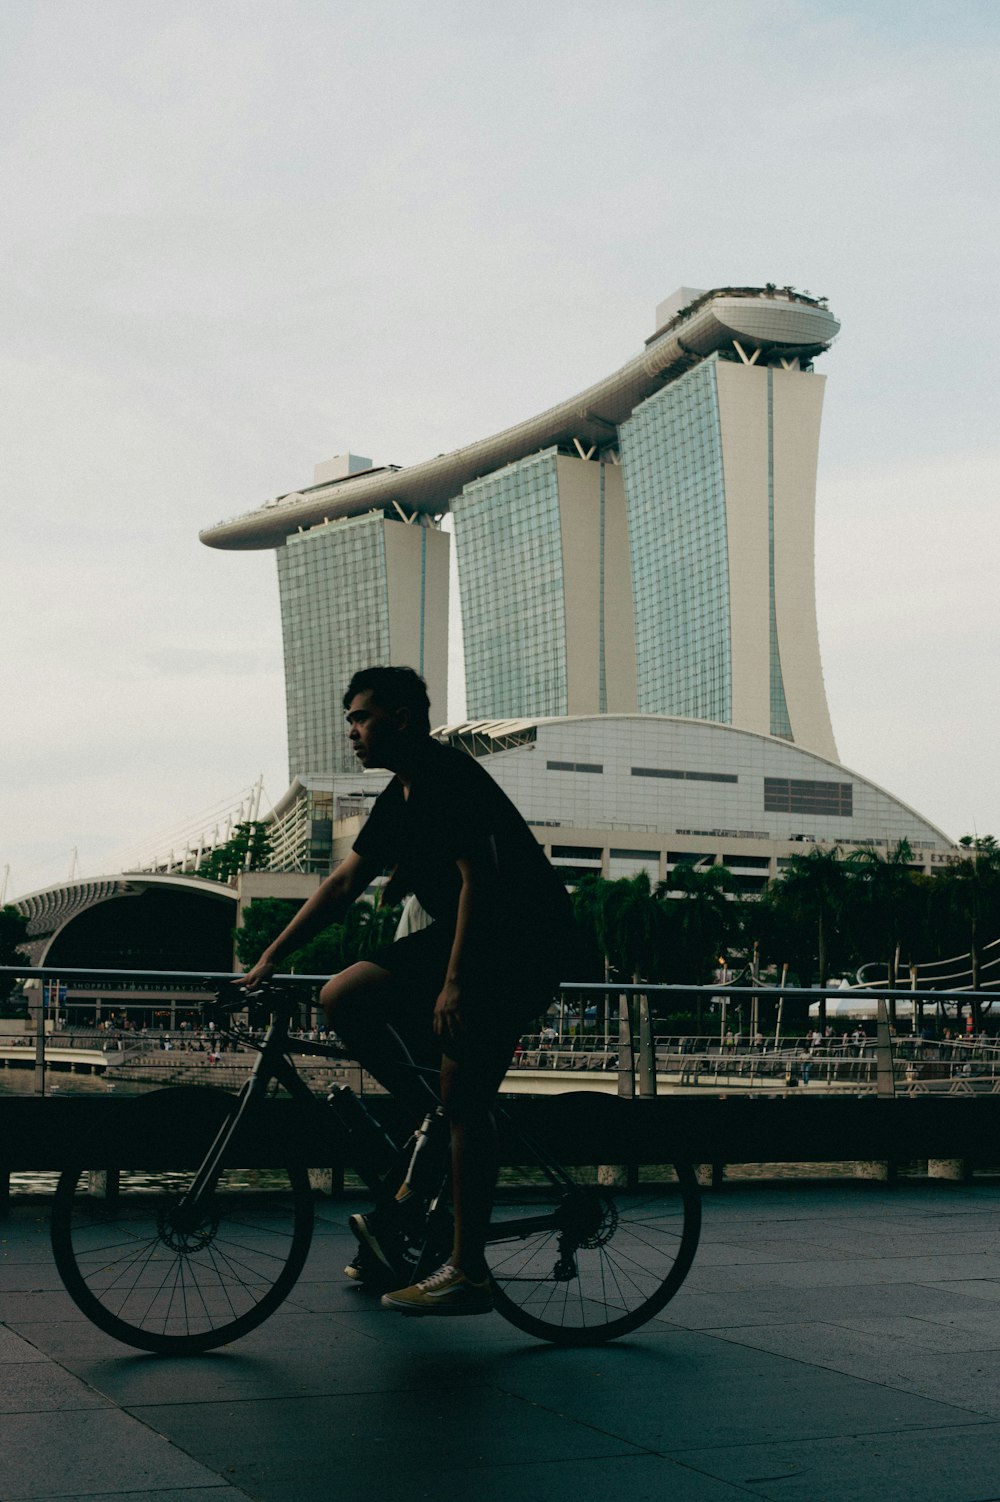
{"left": 394, "top": 704, "right": 412, "bottom": 734}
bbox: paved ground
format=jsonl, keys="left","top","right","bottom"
{"left": 5, "top": 1180, "right": 1000, "bottom": 1502}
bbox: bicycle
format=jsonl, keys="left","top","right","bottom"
{"left": 50, "top": 984, "right": 701, "bottom": 1354}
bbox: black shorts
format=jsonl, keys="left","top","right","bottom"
{"left": 371, "top": 923, "right": 555, "bottom": 1062}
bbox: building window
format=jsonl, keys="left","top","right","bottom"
{"left": 547, "top": 760, "right": 603, "bottom": 774}
{"left": 610, "top": 848, "right": 660, "bottom": 860}
{"left": 551, "top": 845, "right": 603, "bottom": 860}
{"left": 764, "top": 778, "right": 853, "bottom": 816}
{"left": 551, "top": 865, "right": 601, "bottom": 885}
{"left": 632, "top": 766, "right": 737, "bottom": 784}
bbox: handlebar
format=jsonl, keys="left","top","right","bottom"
{"left": 202, "top": 983, "right": 302, "bottom": 1031}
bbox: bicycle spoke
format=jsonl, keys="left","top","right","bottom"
{"left": 487, "top": 1167, "right": 700, "bottom": 1344}
{"left": 52, "top": 1154, "right": 313, "bottom": 1353}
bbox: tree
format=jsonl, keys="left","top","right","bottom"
{"left": 568, "top": 874, "right": 617, "bottom": 1037}
{"left": 233, "top": 894, "right": 404, "bottom": 979}
{"left": 233, "top": 899, "right": 302, "bottom": 971}
{"left": 339, "top": 897, "right": 404, "bottom": 965}
{"left": 843, "top": 840, "right": 924, "bottom": 1023}
{"left": 934, "top": 836, "right": 1000, "bottom": 1030}
{"left": 656, "top": 863, "right": 743, "bottom": 987}
{"left": 0, "top": 905, "right": 30, "bottom": 1010}
{"left": 567, "top": 872, "right": 667, "bottom": 1040}
{"left": 567, "top": 874, "right": 609, "bottom": 983}
{"left": 198, "top": 822, "right": 273, "bottom": 885}
{"left": 758, "top": 846, "right": 850, "bottom": 1028}
{"left": 598, "top": 872, "right": 666, "bottom": 983}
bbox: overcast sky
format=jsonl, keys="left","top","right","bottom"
{"left": 2, "top": 0, "right": 998, "bottom": 900}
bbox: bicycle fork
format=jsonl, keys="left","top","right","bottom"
{"left": 173, "top": 1032, "right": 312, "bottom": 1225}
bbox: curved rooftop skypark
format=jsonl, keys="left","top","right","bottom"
{"left": 200, "top": 286, "right": 839, "bottom": 549}
{"left": 200, "top": 285, "right": 842, "bottom": 779}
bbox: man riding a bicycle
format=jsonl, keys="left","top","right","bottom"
{"left": 241, "top": 665, "right": 576, "bottom": 1316}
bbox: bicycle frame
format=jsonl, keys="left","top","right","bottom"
{"left": 176, "top": 986, "right": 579, "bottom": 1247}
{"left": 176, "top": 989, "right": 370, "bottom": 1219}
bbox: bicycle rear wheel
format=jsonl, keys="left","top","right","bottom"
{"left": 487, "top": 1160, "right": 700, "bottom": 1346}
{"left": 51, "top": 1092, "right": 314, "bottom": 1355}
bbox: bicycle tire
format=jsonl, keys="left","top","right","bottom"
{"left": 51, "top": 1088, "right": 314, "bottom": 1354}
{"left": 487, "top": 1159, "right": 701, "bottom": 1346}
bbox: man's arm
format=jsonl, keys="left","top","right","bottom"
{"left": 433, "top": 850, "right": 496, "bottom": 1039}
{"left": 238, "top": 850, "right": 375, "bottom": 988}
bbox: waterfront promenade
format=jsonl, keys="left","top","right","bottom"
{"left": 5, "top": 1181, "right": 1000, "bottom": 1501}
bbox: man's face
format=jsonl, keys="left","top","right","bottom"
{"left": 345, "top": 690, "right": 405, "bottom": 769}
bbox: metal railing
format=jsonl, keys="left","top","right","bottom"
{"left": 3, "top": 967, "right": 1000, "bottom": 1100}
{"left": 561, "top": 982, "right": 1000, "bottom": 1100}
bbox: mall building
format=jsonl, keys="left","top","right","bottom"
{"left": 263, "top": 716, "right": 954, "bottom": 894}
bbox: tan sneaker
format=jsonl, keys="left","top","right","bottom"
{"left": 381, "top": 1263, "right": 493, "bottom": 1317}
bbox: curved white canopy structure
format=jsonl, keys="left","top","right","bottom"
{"left": 201, "top": 287, "right": 838, "bottom": 551}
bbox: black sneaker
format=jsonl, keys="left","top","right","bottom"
{"left": 344, "top": 1247, "right": 367, "bottom": 1281}
{"left": 344, "top": 1242, "right": 400, "bottom": 1289}
{"left": 349, "top": 1209, "right": 405, "bottom": 1276}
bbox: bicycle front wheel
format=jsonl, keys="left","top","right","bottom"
{"left": 487, "top": 1161, "right": 700, "bottom": 1346}
{"left": 51, "top": 1108, "right": 314, "bottom": 1355}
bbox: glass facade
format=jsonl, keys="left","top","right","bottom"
{"left": 277, "top": 516, "right": 390, "bottom": 777}
{"left": 618, "top": 359, "right": 732, "bottom": 722}
{"left": 451, "top": 449, "right": 568, "bottom": 719}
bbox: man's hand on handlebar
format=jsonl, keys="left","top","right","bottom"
{"left": 235, "top": 957, "right": 277, "bottom": 991}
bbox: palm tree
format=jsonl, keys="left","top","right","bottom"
{"left": 844, "top": 840, "right": 921, "bottom": 1025}
{"left": 569, "top": 874, "right": 613, "bottom": 982}
{"left": 568, "top": 873, "right": 666, "bottom": 1039}
{"left": 599, "top": 872, "right": 665, "bottom": 983}
{"left": 934, "top": 837, "right": 1000, "bottom": 1031}
{"left": 656, "top": 862, "right": 741, "bottom": 982}
{"left": 760, "top": 845, "right": 849, "bottom": 1029}
{"left": 0, "top": 905, "right": 30, "bottom": 1008}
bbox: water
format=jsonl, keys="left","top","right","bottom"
{"left": 0, "top": 1069, "right": 157, "bottom": 1098}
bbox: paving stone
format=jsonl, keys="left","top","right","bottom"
{"left": 686, "top": 1251, "right": 1000, "bottom": 1293}
{"left": 672, "top": 1421, "right": 1000, "bottom": 1502}
{"left": 493, "top": 1333, "right": 984, "bottom": 1451}
{"left": 28, "top": 1493, "right": 239, "bottom": 1502}
{"left": 0, "top": 1326, "right": 49, "bottom": 1362}
{"left": 130, "top": 1386, "right": 645, "bottom": 1494}
{"left": 705, "top": 1318, "right": 1000, "bottom": 1417}
{"left": 0, "top": 1358, "right": 111, "bottom": 1413}
{"left": 925, "top": 1277, "right": 1000, "bottom": 1304}
{"left": 2, "top": 1409, "right": 227, "bottom": 1500}
{"left": 830, "top": 1309, "right": 1000, "bottom": 1353}
{"left": 7, "top": 1184, "right": 1000, "bottom": 1502}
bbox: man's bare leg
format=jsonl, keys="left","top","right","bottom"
{"left": 439, "top": 1050, "right": 510, "bottom": 1279}
{"left": 320, "top": 962, "right": 438, "bottom": 1122}
{"left": 321, "top": 962, "right": 442, "bottom": 1282}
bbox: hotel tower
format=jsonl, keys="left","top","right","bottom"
{"left": 201, "top": 285, "right": 841, "bottom": 776}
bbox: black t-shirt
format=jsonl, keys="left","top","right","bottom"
{"left": 353, "top": 740, "right": 575, "bottom": 968}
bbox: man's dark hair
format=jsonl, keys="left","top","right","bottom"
{"left": 343, "top": 666, "right": 432, "bottom": 735}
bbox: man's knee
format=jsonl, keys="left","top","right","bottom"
{"left": 320, "top": 961, "right": 391, "bottom": 1031}
{"left": 440, "top": 1054, "right": 506, "bottom": 1122}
